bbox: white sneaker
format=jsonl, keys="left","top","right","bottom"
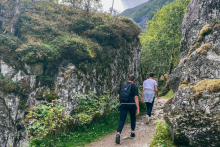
{"left": 146, "top": 115, "right": 149, "bottom": 123}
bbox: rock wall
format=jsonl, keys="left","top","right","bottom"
{"left": 0, "top": 42, "right": 141, "bottom": 147}
{"left": 164, "top": 0, "right": 220, "bottom": 146}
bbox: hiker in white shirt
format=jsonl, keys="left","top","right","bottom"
{"left": 141, "top": 72, "right": 159, "bottom": 123}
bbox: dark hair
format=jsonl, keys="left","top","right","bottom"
{"left": 149, "top": 72, "right": 154, "bottom": 77}
{"left": 128, "top": 74, "right": 135, "bottom": 81}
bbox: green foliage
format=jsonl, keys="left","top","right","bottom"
{"left": 0, "top": 72, "right": 21, "bottom": 93}
{"left": 75, "top": 92, "right": 119, "bottom": 124}
{"left": 140, "top": 0, "right": 190, "bottom": 82}
{"left": 29, "top": 92, "right": 121, "bottom": 147}
{"left": 45, "top": 91, "right": 59, "bottom": 102}
{"left": 150, "top": 119, "right": 176, "bottom": 147}
{"left": 26, "top": 101, "right": 73, "bottom": 141}
{"left": 0, "top": 2, "right": 140, "bottom": 66}
{"left": 122, "top": 0, "right": 175, "bottom": 22}
{"left": 36, "top": 75, "right": 54, "bottom": 87}
{"left": 29, "top": 110, "right": 124, "bottom": 147}
{"left": 163, "top": 90, "right": 174, "bottom": 98}
{"left": 0, "top": 35, "right": 22, "bottom": 68}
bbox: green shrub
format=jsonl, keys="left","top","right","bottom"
{"left": 36, "top": 75, "right": 54, "bottom": 87}
{"left": 29, "top": 92, "right": 120, "bottom": 147}
{"left": 45, "top": 91, "right": 59, "bottom": 102}
{"left": 75, "top": 92, "right": 119, "bottom": 124}
{"left": 29, "top": 110, "right": 122, "bottom": 147}
{"left": 150, "top": 119, "right": 176, "bottom": 147}
{"left": 0, "top": 73, "right": 21, "bottom": 93}
{"left": 25, "top": 100, "right": 73, "bottom": 141}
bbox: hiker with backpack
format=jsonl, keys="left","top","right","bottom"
{"left": 115, "top": 74, "right": 140, "bottom": 144}
{"left": 141, "top": 72, "right": 159, "bottom": 123}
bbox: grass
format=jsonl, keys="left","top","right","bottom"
{"left": 162, "top": 90, "right": 174, "bottom": 98}
{"left": 150, "top": 119, "right": 176, "bottom": 147}
{"left": 30, "top": 108, "right": 145, "bottom": 147}
{"left": 30, "top": 111, "right": 122, "bottom": 147}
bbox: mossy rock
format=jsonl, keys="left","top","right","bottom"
{"left": 212, "top": 48, "right": 220, "bottom": 55}
{"left": 45, "top": 91, "right": 59, "bottom": 102}
{"left": 196, "top": 44, "right": 211, "bottom": 55}
{"left": 190, "top": 79, "right": 220, "bottom": 100}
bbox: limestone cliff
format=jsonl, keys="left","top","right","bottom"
{"left": 0, "top": 42, "right": 140, "bottom": 146}
{"left": 164, "top": 0, "right": 220, "bottom": 146}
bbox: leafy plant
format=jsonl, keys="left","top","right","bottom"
{"left": 25, "top": 100, "right": 73, "bottom": 141}
{"left": 45, "top": 91, "right": 59, "bottom": 102}
{"left": 75, "top": 92, "right": 119, "bottom": 124}
{"left": 150, "top": 119, "right": 176, "bottom": 147}
{"left": 0, "top": 72, "right": 21, "bottom": 93}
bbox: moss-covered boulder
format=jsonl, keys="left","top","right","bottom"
{"left": 164, "top": 0, "right": 220, "bottom": 146}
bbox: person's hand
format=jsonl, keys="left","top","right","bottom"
{"left": 136, "top": 108, "right": 140, "bottom": 115}
{"left": 141, "top": 98, "right": 144, "bottom": 102}
{"left": 157, "top": 96, "right": 159, "bottom": 99}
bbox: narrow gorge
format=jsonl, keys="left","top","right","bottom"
{"left": 0, "top": 2, "right": 141, "bottom": 146}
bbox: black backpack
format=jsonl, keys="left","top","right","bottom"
{"left": 119, "top": 83, "right": 133, "bottom": 103}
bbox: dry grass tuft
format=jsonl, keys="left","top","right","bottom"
{"left": 179, "top": 83, "right": 194, "bottom": 90}
{"left": 191, "top": 79, "right": 220, "bottom": 100}
{"left": 196, "top": 44, "right": 211, "bottom": 55}
{"left": 187, "top": 24, "right": 213, "bottom": 57}
{"left": 187, "top": 42, "right": 201, "bottom": 57}
{"left": 166, "top": 97, "right": 173, "bottom": 104}
{"left": 181, "top": 78, "right": 189, "bottom": 84}
{"left": 197, "top": 24, "right": 213, "bottom": 42}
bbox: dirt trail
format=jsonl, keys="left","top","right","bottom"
{"left": 89, "top": 98, "right": 169, "bottom": 147}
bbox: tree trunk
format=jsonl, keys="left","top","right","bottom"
{"left": 162, "top": 48, "right": 174, "bottom": 95}
{"left": 110, "top": 0, "right": 114, "bottom": 14}
{"left": 10, "top": 0, "right": 20, "bottom": 35}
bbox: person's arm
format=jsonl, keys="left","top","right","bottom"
{"left": 134, "top": 96, "right": 140, "bottom": 115}
{"left": 154, "top": 85, "right": 159, "bottom": 98}
{"left": 141, "top": 86, "right": 145, "bottom": 102}
{"left": 117, "top": 94, "right": 119, "bottom": 99}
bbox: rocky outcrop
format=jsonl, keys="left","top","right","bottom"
{"left": 0, "top": 42, "right": 141, "bottom": 147}
{"left": 164, "top": 0, "right": 220, "bottom": 146}
{"left": 134, "top": 16, "right": 149, "bottom": 29}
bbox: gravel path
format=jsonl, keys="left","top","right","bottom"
{"left": 89, "top": 98, "right": 169, "bottom": 147}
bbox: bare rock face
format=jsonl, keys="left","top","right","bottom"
{"left": 164, "top": 0, "right": 220, "bottom": 146}
{"left": 0, "top": 42, "right": 141, "bottom": 147}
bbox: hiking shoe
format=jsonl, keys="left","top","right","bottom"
{"left": 115, "top": 134, "right": 120, "bottom": 144}
{"left": 130, "top": 132, "right": 135, "bottom": 138}
{"left": 146, "top": 115, "right": 149, "bottom": 123}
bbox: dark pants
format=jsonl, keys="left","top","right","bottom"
{"left": 146, "top": 98, "right": 155, "bottom": 117}
{"left": 117, "top": 104, "right": 136, "bottom": 134}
